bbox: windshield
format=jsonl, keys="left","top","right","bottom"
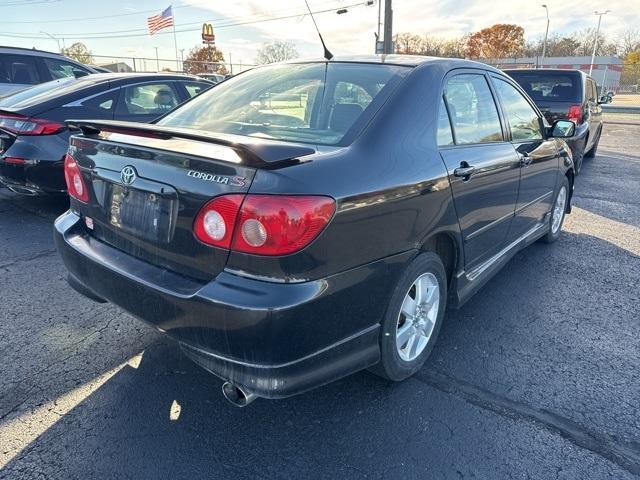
{"left": 507, "top": 71, "right": 581, "bottom": 103}
{"left": 158, "top": 62, "right": 410, "bottom": 146}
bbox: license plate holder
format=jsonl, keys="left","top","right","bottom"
{"left": 109, "top": 184, "right": 175, "bottom": 243}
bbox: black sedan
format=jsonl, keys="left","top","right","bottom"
{"left": 504, "top": 69, "right": 605, "bottom": 173}
{"left": 54, "top": 56, "right": 576, "bottom": 406}
{"left": 0, "top": 73, "right": 212, "bottom": 195}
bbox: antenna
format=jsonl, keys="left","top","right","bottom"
{"left": 304, "top": 0, "right": 333, "bottom": 60}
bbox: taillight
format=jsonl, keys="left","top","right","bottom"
{"left": 193, "top": 194, "right": 336, "bottom": 255}
{"left": 567, "top": 105, "right": 582, "bottom": 124}
{"left": 193, "top": 194, "right": 244, "bottom": 248}
{"left": 0, "top": 113, "right": 64, "bottom": 136}
{"left": 63, "top": 153, "right": 89, "bottom": 202}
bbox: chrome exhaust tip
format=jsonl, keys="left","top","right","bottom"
{"left": 221, "top": 382, "right": 258, "bottom": 407}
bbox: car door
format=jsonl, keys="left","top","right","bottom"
{"left": 115, "top": 81, "right": 181, "bottom": 123}
{"left": 490, "top": 75, "right": 560, "bottom": 240}
{"left": 439, "top": 71, "right": 522, "bottom": 271}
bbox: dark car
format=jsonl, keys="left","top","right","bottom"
{"left": 0, "top": 73, "right": 213, "bottom": 195}
{"left": 0, "top": 46, "right": 97, "bottom": 97}
{"left": 504, "top": 68, "right": 605, "bottom": 173}
{"left": 54, "top": 56, "right": 576, "bottom": 406}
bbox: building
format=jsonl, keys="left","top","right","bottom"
{"left": 488, "top": 56, "right": 623, "bottom": 91}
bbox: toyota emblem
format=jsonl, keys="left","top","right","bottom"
{"left": 120, "top": 166, "right": 137, "bottom": 185}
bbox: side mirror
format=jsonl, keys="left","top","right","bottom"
{"left": 598, "top": 95, "right": 612, "bottom": 104}
{"left": 549, "top": 119, "right": 575, "bottom": 138}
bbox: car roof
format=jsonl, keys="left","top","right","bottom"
{"left": 71, "top": 72, "right": 210, "bottom": 84}
{"left": 0, "top": 45, "right": 65, "bottom": 57}
{"left": 280, "top": 54, "right": 501, "bottom": 72}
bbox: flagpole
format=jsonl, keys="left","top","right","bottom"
{"left": 172, "top": 19, "right": 179, "bottom": 72}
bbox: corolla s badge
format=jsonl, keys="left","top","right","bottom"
{"left": 121, "top": 166, "right": 137, "bottom": 185}
{"left": 187, "top": 170, "right": 246, "bottom": 187}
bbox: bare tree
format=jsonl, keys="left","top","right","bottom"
{"left": 618, "top": 29, "right": 640, "bottom": 56}
{"left": 255, "top": 41, "right": 298, "bottom": 64}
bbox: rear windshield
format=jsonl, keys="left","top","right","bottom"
{"left": 157, "top": 62, "right": 410, "bottom": 146}
{"left": 507, "top": 71, "right": 581, "bottom": 103}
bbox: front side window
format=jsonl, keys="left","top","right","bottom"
{"left": 43, "top": 58, "right": 88, "bottom": 80}
{"left": 492, "top": 78, "right": 542, "bottom": 142}
{"left": 157, "top": 63, "right": 410, "bottom": 146}
{"left": 444, "top": 74, "right": 503, "bottom": 145}
{"left": 183, "top": 81, "right": 212, "bottom": 98}
{"left": 119, "top": 83, "right": 179, "bottom": 116}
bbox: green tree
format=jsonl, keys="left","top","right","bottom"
{"left": 61, "top": 42, "right": 93, "bottom": 64}
{"left": 183, "top": 45, "right": 227, "bottom": 75}
{"left": 255, "top": 41, "right": 298, "bottom": 64}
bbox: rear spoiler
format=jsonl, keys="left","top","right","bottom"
{"left": 66, "top": 119, "right": 316, "bottom": 169}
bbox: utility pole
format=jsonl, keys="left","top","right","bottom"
{"left": 40, "top": 31, "right": 61, "bottom": 52}
{"left": 179, "top": 49, "right": 185, "bottom": 72}
{"left": 154, "top": 47, "right": 159, "bottom": 72}
{"left": 540, "top": 5, "right": 549, "bottom": 68}
{"left": 382, "top": 0, "right": 393, "bottom": 54}
{"left": 589, "top": 10, "right": 610, "bottom": 76}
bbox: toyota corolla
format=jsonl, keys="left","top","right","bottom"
{"left": 54, "top": 56, "right": 576, "bottom": 406}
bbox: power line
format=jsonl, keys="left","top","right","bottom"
{"left": 0, "top": 1, "right": 372, "bottom": 41}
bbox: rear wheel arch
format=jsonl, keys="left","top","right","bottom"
{"left": 420, "top": 232, "right": 458, "bottom": 288}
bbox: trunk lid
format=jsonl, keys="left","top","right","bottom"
{"left": 68, "top": 120, "right": 316, "bottom": 280}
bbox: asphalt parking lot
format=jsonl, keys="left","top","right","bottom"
{"left": 1, "top": 123, "right": 639, "bottom": 479}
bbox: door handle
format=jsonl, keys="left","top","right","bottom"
{"left": 519, "top": 154, "right": 533, "bottom": 167}
{"left": 454, "top": 164, "right": 476, "bottom": 179}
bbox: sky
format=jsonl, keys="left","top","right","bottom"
{"left": 1, "top": 0, "right": 638, "bottom": 70}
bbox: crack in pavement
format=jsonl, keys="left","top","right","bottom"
{"left": 415, "top": 369, "right": 640, "bottom": 476}
{"left": 0, "top": 249, "right": 58, "bottom": 270}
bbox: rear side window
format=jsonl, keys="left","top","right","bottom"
{"left": 437, "top": 97, "right": 454, "bottom": 146}
{"left": 444, "top": 74, "right": 503, "bottom": 145}
{"left": 0, "top": 55, "right": 40, "bottom": 85}
{"left": 43, "top": 58, "right": 89, "bottom": 80}
{"left": 118, "top": 83, "right": 179, "bottom": 116}
{"left": 507, "top": 72, "right": 580, "bottom": 103}
{"left": 82, "top": 90, "right": 119, "bottom": 113}
{"left": 492, "top": 78, "right": 542, "bottom": 142}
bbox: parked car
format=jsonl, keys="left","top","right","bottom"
{"left": 0, "top": 46, "right": 97, "bottom": 97}
{"left": 0, "top": 73, "right": 213, "bottom": 195}
{"left": 196, "top": 73, "right": 225, "bottom": 84}
{"left": 504, "top": 68, "right": 605, "bottom": 173}
{"left": 54, "top": 56, "right": 576, "bottom": 406}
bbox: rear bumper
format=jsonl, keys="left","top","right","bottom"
{"left": 0, "top": 159, "right": 66, "bottom": 195}
{"left": 54, "top": 210, "right": 412, "bottom": 398}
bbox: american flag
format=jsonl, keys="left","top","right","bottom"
{"left": 147, "top": 5, "right": 174, "bottom": 35}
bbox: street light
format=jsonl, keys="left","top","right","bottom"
{"left": 540, "top": 5, "right": 549, "bottom": 68}
{"left": 589, "top": 10, "right": 611, "bottom": 76}
{"left": 40, "top": 31, "right": 61, "bottom": 52}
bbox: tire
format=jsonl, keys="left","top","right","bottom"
{"left": 371, "top": 252, "right": 447, "bottom": 381}
{"left": 584, "top": 126, "right": 602, "bottom": 158}
{"left": 542, "top": 176, "right": 570, "bottom": 244}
